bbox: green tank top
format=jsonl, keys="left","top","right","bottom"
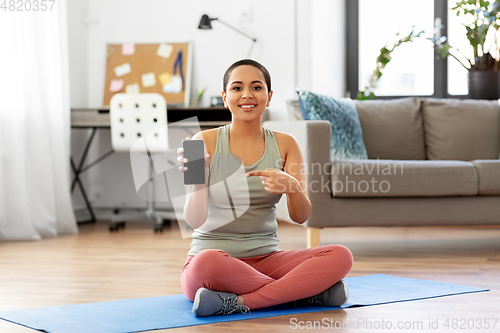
{"left": 188, "top": 125, "right": 283, "bottom": 258}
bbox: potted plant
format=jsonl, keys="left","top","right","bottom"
{"left": 359, "top": 1, "right": 500, "bottom": 100}
{"left": 438, "top": 0, "right": 500, "bottom": 99}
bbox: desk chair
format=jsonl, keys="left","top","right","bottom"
{"left": 109, "top": 93, "right": 176, "bottom": 232}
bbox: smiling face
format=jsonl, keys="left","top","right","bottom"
{"left": 221, "top": 65, "right": 273, "bottom": 122}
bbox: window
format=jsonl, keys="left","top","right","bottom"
{"left": 358, "top": 0, "right": 435, "bottom": 96}
{"left": 446, "top": 0, "right": 469, "bottom": 95}
{"left": 347, "top": 0, "right": 466, "bottom": 99}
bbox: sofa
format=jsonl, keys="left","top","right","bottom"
{"left": 263, "top": 97, "right": 500, "bottom": 248}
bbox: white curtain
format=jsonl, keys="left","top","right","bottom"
{"left": 0, "top": 1, "right": 78, "bottom": 240}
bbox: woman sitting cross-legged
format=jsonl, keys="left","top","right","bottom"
{"left": 177, "top": 59, "right": 353, "bottom": 317}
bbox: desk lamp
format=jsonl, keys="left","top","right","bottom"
{"left": 198, "top": 14, "right": 257, "bottom": 57}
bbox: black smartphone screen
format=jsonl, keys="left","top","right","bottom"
{"left": 182, "top": 140, "right": 206, "bottom": 185}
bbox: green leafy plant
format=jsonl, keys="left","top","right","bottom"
{"left": 437, "top": 0, "right": 500, "bottom": 71}
{"left": 357, "top": 28, "right": 426, "bottom": 100}
{"left": 358, "top": 0, "right": 500, "bottom": 100}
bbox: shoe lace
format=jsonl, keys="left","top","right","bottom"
{"left": 307, "top": 295, "right": 323, "bottom": 305}
{"left": 219, "top": 294, "right": 251, "bottom": 315}
{"left": 294, "top": 295, "right": 323, "bottom": 307}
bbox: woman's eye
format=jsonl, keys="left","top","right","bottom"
{"left": 232, "top": 87, "right": 241, "bottom": 91}
{"left": 253, "top": 86, "right": 262, "bottom": 90}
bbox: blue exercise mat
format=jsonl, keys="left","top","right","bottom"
{"left": 0, "top": 274, "right": 488, "bottom": 333}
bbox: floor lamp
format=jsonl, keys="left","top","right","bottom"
{"left": 198, "top": 14, "right": 257, "bottom": 57}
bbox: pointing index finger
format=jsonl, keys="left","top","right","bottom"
{"left": 246, "top": 170, "right": 270, "bottom": 177}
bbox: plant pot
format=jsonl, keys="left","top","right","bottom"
{"left": 468, "top": 70, "right": 500, "bottom": 100}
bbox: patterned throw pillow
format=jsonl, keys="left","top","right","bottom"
{"left": 298, "top": 90, "right": 368, "bottom": 160}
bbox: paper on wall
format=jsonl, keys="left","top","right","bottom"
{"left": 157, "top": 43, "right": 173, "bottom": 59}
{"left": 141, "top": 72, "right": 156, "bottom": 88}
{"left": 126, "top": 83, "right": 140, "bottom": 94}
{"left": 163, "top": 75, "right": 182, "bottom": 94}
{"left": 114, "top": 63, "right": 131, "bottom": 77}
{"left": 158, "top": 72, "right": 172, "bottom": 86}
{"left": 109, "top": 79, "right": 124, "bottom": 92}
{"left": 122, "top": 43, "right": 135, "bottom": 55}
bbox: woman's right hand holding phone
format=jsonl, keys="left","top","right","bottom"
{"left": 178, "top": 136, "right": 210, "bottom": 229}
{"left": 176, "top": 136, "right": 190, "bottom": 173}
{"left": 177, "top": 136, "right": 211, "bottom": 185}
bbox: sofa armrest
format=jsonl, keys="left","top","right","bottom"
{"left": 263, "top": 120, "right": 332, "bottom": 227}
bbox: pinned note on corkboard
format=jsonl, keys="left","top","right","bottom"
{"left": 102, "top": 42, "right": 192, "bottom": 106}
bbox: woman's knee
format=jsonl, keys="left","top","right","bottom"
{"left": 186, "top": 249, "right": 230, "bottom": 281}
{"left": 194, "top": 248, "right": 227, "bottom": 259}
{"left": 321, "top": 244, "right": 353, "bottom": 275}
{"left": 193, "top": 249, "right": 229, "bottom": 265}
{"left": 181, "top": 250, "right": 229, "bottom": 300}
{"left": 335, "top": 244, "right": 353, "bottom": 272}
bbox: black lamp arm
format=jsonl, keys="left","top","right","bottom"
{"left": 214, "top": 18, "right": 257, "bottom": 42}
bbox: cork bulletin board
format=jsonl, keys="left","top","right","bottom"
{"left": 102, "top": 42, "right": 192, "bottom": 106}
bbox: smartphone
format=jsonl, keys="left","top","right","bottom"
{"left": 182, "top": 140, "right": 206, "bottom": 185}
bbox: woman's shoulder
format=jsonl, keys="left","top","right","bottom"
{"left": 191, "top": 127, "right": 220, "bottom": 154}
{"left": 268, "top": 130, "right": 302, "bottom": 164}
{"left": 270, "top": 130, "right": 299, "bottom": 150}
{"left": 192, "top": 127, "right": 219, "bottom": 140}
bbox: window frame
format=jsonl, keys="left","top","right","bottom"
{"left": 346, "top": 0, "right": 467, "bottom": 99}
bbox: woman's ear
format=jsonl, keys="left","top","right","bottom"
{"left": 266, "top": 90, "right": 273, "bottom": 107}
{"left": 221, "top": 91, "right": 228, "bottom": 108}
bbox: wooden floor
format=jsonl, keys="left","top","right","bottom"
{"left": 1, "top": 220, "right": 499, "bottom": 333}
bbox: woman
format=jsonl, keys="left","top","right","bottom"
{"left": 177, "top": 59, "right": 353, "bottom": 317}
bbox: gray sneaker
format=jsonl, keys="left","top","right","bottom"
{"left": 192, "top": 288, "right": 251, "bottom": 317}
{"left": 298, "top": 280, "right": 349, "bottom": 307}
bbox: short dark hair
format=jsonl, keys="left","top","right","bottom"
{"left": 222, "top": 59, "right": 271, "bottom": 93}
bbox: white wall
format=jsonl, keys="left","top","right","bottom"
{"left": 74, "top": 0, "right": 297, "bottom": 119}
{"left": 67, "top": 0, "right": 89, "bottom": 107}
{"left": 68, "top": 0, "right": 90, "bottom": 212}
{"left": 296, "top": 0, "right": 312, "bottom": 91}
{"left": 68, "top": 0, "right": 346, "bottom": 213}
{"left": 295, "top": 0, "right": 346, "bottom": 97}
{"left": 310, "top": 0, "right": 346, "bottom": 97}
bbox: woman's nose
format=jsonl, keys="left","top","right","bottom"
{"left": 242, "top": 88, "right": 253, "bottom": 98}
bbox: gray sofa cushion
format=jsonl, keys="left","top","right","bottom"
{"left": 331, "top": 159, "right": 478, "bottom": 197}
{"left": 354, "top": 98, "right": 425, "bottom": 160}
{"left": 422, "top": 98, "right": 500, "bottom": 160}
{"left": 472, "top": 160, "right": 500, "bottom": 195}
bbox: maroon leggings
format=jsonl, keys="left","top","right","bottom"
{"left": 181, "top": 245, "right": 353, "bottom": 310}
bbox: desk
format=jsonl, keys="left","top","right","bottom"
{"left": 71, "top": 106, "right": 231, "bottom": 223}
{"left": 71, "top": 105, "right": 231, "bottom": 128}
